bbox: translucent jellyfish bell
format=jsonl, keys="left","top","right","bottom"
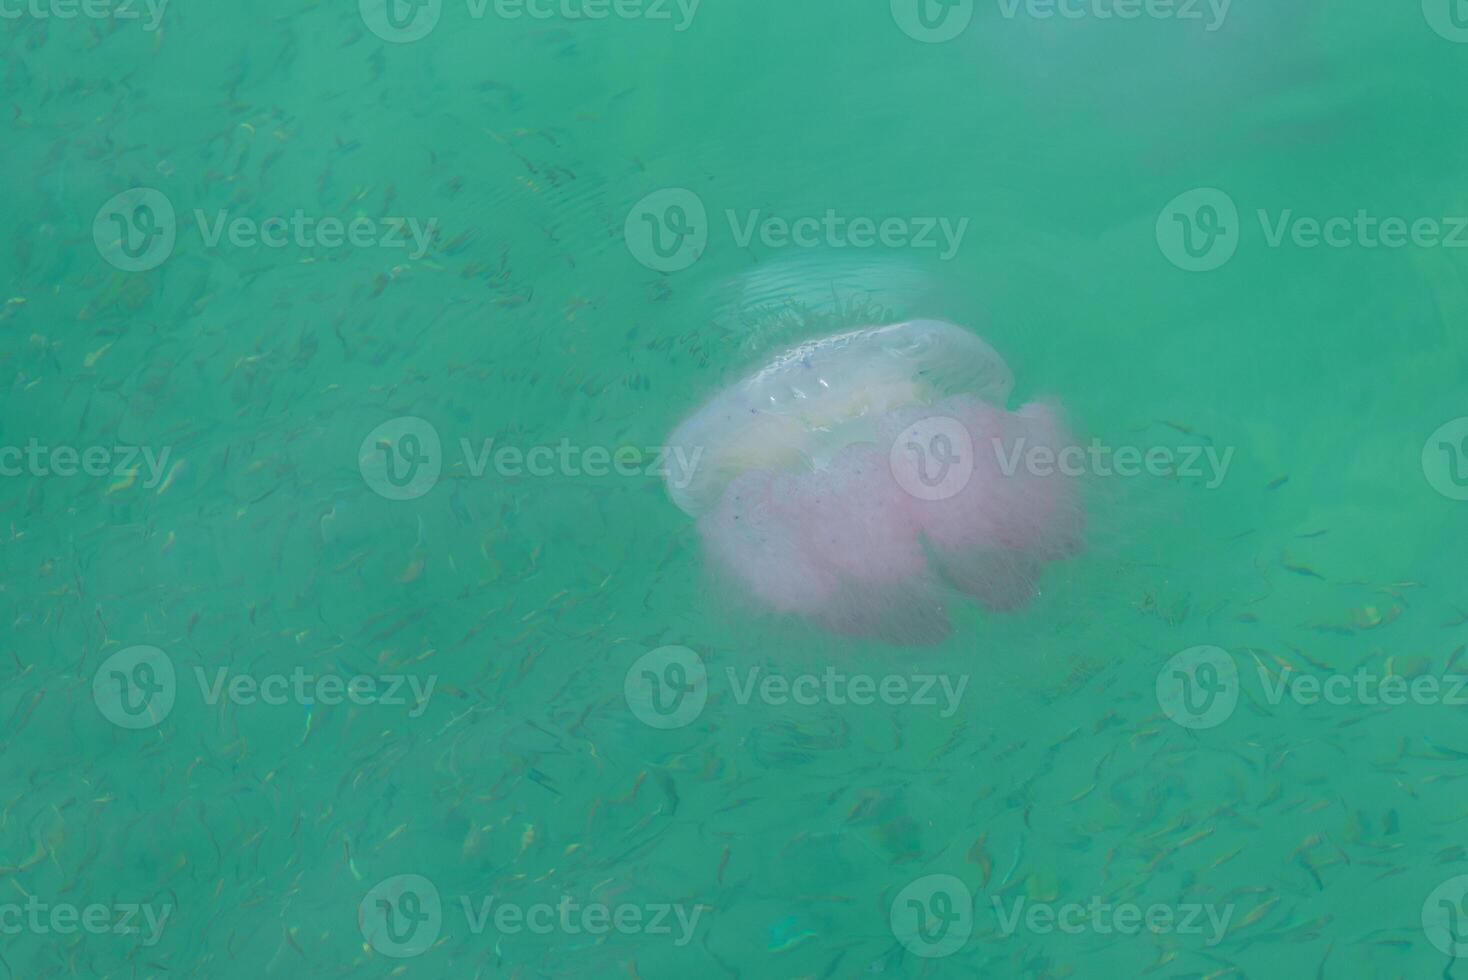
{"left": 665, "top": 320, "right": 1014, "bottom": 517}
{"left": 664, "top": 319, "right": 1084, "bottom": 646}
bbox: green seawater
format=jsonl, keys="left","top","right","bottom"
{"left": 4, "top": 1, "right": 1468, "bottom": 977}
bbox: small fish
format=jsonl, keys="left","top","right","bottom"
{"left": 1234, "top": 895, "right": 1280, "bottom": 930}
{"left": 526, "top": 768, "right": 560, "bottom": 796}
{"left": 83, "top": 341, "right": 113, "bottom": 368}
{"left": 766, "top": 915, "right": 816, "bottom": 952}
{"left": 967, "top": 834, "right": 993, "bottom": 887}
{"left": 1281, "top": 554, "right": 1326, "bottom": 580}
{"left": 1296, "top": 851, "right": 1324, "bottom": 890}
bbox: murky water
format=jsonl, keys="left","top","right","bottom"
{"left": 4, "top": 1, "right": 1468, "bottom": 977}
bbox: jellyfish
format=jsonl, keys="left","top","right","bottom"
{"left": 664, "top": 319, "right": 1084, "bottom": 645}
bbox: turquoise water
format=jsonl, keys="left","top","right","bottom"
{"left": 5, "top": 1, "right": 1468, "bottom": 977}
